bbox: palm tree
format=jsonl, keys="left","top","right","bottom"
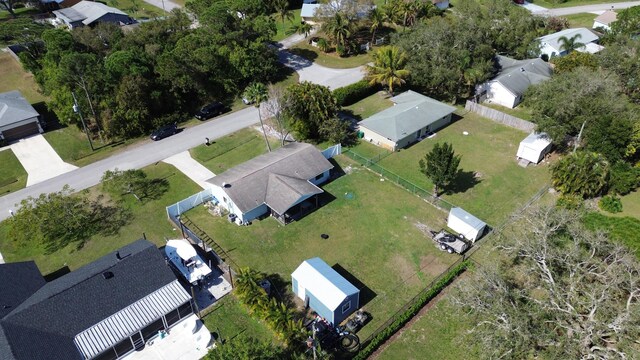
{"left": 274, "top": 0, "right": 294, "bottom": 32}
{"left": 316, "top": 38, "right": 330, "bottom": 53}
{"left": 551, "top": 151, "right": 609, "bottom": 198}
{"left": 383, "top": 0, "right": 403, "bottom": 26}
{"left": 558, "top": 34, "right": 584, "bottom": 54}
{"left": 365, "top": 45, "right": 410, "bottom": 96}
{"left": 401, "top": 0, "right": 423, "bottom": 28}
{"left": 321, "top": 12, "right": 354, "bottom": 49}
{"left": 286, "top": 21, "right": 313, "bottom": 38}
{"left": 368, "top": 7, "right": 385, "bottom": 45}
{"left": 243, "top": 83, "right": 272, "bottom": 152}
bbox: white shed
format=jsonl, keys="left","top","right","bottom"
{"left": 447, "top": 207, "right": 487, "bottom": 243}
{"left": 517, "top": 133, "right": 552, "bottom": 164}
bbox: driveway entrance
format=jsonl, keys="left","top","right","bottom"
{"left": 10, "top": 135, "right": 78, "bottom": 186}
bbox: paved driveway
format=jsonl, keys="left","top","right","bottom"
{"left": 10, "top": 135, "right": 78, "bottom": 187}
{"left": 277, "top": 48, "right": 365, "bottom": 90}
{"left": 162, "top": 151, "right": 215, "bottom": 189}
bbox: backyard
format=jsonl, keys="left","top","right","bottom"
{"left": 185, "top": 155, "right": 460, "bottom": 340}
{"left": 0, "top": 52, "right": 46, "bottom": 104}
{"left": 347, "top": 107, "right": 551, "bottom": 226}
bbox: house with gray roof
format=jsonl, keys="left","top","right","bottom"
{"left": 0, "top": 91, "right": 42, "bottom": 142}
{"left": 476, "top": 55, "right": 552, "bottom": 109}
{"left": 593, "top": 10, "right": 617, "bottom": 31}
{"left": 0, "top": 239, "right": 209, "bottom": 360}
{"left": 206, "top": 142, "right": 334, "bottom": 225}
{"left": 537, "top": 27, "right": 603, "bottom": 59}
{"left": 53, "top": 1, "right": 135, "bottom": 29}
{"left": 357, "top": 90, "right": 456, "bottom": 151}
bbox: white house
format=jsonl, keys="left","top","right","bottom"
{"left": 0, "top": 91, "right": 42, "bottom": 142}
{"left": 358, "top": 90, "right": 456, "bottom": 151}
{"left": 447, "top": 207, "right": 487, "bottom": 242}
{"left": 593, "top": 10, "right": 617, "bottom": 31}
{"left": 517, "top": 132, "right": 552, "bottom": 164}
{"left": 301, "top": 0, "right": 373, "bottom": 23}
{"left": 53, "top": 1, "right": 135, "bottom": 29}
{"left": 291, "top": 257, "right": 360, "bottom": 325}
{"left": 476, "top": 55, "right": 552, "bottom": 108}
{"left": 537, "top": 28, "right": 602, "bottom": 59}
{"left": 206, "top": 142, "right": 334, "bottom": 225}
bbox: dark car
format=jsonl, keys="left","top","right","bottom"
{"left": 150, "top": 123, "right": 178, "bottom": 141}
{"left": 195, "top": 102, "right": 226, "bottom": 120}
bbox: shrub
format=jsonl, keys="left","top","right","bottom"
{"left": 556, "top": 194, "right": 584, "bottom": 210}
{"left": 353, "top": 260, "right": 469, "bottom": 360}
{"left": 609, "top": 162, "right": 640, "bottom": 195}
{"left": 333, "top": 80, "right": 379, "bottom": 106}
{"left": 599, "top": 195, "right": 623, "bottom": 213}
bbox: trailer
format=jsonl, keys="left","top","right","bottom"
{"left": 430, "top": 229, "right": 469, "bottom": 254}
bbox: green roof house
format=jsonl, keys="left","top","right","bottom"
{"left": 357, "top": 91, "right": 456, "bottom": 151}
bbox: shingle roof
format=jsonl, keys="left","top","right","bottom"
{"left": 291, "top": 257, "right": 359, "bottom": 311}
{"left": 206, "top": 143, "right": 333, "bottom": 215}
{"left": 0, "top": 262, "right": 45, "bottom": 320}
{"left": 0, "top": 239, "right": 179, "bottom": 360}
{"left": 0, "top": 91, "right": 39, "bottom": 128}
{"left": 538, "top": 27, "right": 600, "bottom": 52}
{"left": 357, "top": 90, "right": 456, "bottom": 142}
{"left": 492, "top": 55, "right": 552, "bottom": 97}
{"left": 594, "top": 10, "right": 617, "bottom": 25}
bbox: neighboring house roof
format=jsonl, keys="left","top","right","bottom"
{"left": 594, "top": 10, "right": 617, "bottom": 25}
{"left": 0, "top": 262, "right": 45, "bottom": 319}
{"left": 301, "top": 3, "right": 321, "bottom": 17}
{"left": 206, "top": 142, "right": 333, "bottom": 215}
{"left": 53, "top": 0, "right": 129, "bottom": 26}
{"left": 358, "top": 90, "right": 456, "bottom": 142}
{"left": 292, "top": 257, "right": 359, "bottom": 311}
{"left": 0, "top": 239, "right": 183, "bottom": 360}
{"left": 577, "top": 42, "right": 605, "bottom": 54}
{"left": 0, "top": 91, "right": 39, "bottom": 128}
{"left": 491, "top": 55, "right": 552, "bottom": 97}
{"left": 537, "top": 27, "right": 600, "bottom": 52}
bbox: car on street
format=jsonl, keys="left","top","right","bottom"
{"left": 150, "top": 123, "right": 178, "bottom": 141}
{"left": 195, "top": 102, "right": 226, "bottom": 120}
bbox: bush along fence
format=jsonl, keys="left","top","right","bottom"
{"left": 333, "top": 80, "right": 380, "bottom": 106}
{"left": 354, "top": 259, "right": 470, "bottom": 360}
{"left": 464, "top": 100, "right": 535, "bottom": 133}
{"left": 343, "top": 149, "right": 456, "bottom": 212}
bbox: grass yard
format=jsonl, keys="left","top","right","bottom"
{"left": 343, "top": 92, "right": 394, "bottom": 120}
{"left": 562, "top": 13, "right": 597, "bottom": 28}
{"left": 0, "top": 7, "right": 39, "bottom": 20}
{"left": 0, "top": 162, "right": 201, "bottom": 275}
{"left": 104, "top": 0, "right": 165, "bottom": 18}
{"left": 584, "top": 212, "right": 640, "bottom": 259}
{"left": 185, "top": 155, "right": 459, "bottom": 340}
{"left": 0, "top": 149, "right": 27, "bottom": 195}
{"left": 272, "top": 8, "right": 302, "bottom": 42}
{"left": 354, "top": 111, "right": 551, "bottom": 226}
{"left": 0, "top": 53, "right": 46, "bottom": 104}
{"left": 482, "top": 102, "right": 534, "bottom": 121}
{"left": 202, "top": 294, "right": 275, "bottom": 343}
{"left": 290, "top": 41, "right": 372, "bottom": 69}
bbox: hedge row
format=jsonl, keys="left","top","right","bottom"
{"left": 333, "top": 80, "right": 379, "bottom": 106}
{"left": 353, "top": 260, "right": 469, "bottom": 360}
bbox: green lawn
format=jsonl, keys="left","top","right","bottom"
{"left": 186, "top": 155, "right": 459, "bottom": 340}
{"left": 357, "top": 111, "right": 551, "bottom": 225}
{"left": 615, "top": 190, "right": 640, "bottom": 219}
{"left": 584, "top": 212, "right": 640, "bottom": 259}
{"left": 562, "top": 13, "right": 597, "bottom": 28}
{"left": 343, "top": 92, "right": 394, "bottom": 120}
{"left": 0, "top": 162, "right": 201, "bottom": 275}
{"left": 0, "top": 149, "right": 27, "bottom": 195}
{"left": 0, "top": 7, "right": 39, "bottom": 20}
{"left": 202, "top": 294, "right": 275, "bottom": 343}
{"left": 105, "top": 0, "right": 165, "bottom": 18}
{"left": 272, "top": 8, "right": 302, "bottom": 42}
{"left": 482, "top": 102, "right": 534, "bottom": 121}
{"left": 290, "top": 41, "right": 372, "bottom": 69}
{"left": 0, "top": 53, "right": 46, "bottom": 104}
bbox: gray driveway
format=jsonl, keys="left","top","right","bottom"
{"left": 0, "top": 107, "right": 260, "bottom": 221}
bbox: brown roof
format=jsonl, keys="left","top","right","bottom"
{"left": 206, "top": 142, "right": 333, "bottom": 214}
{"left": 594, "top": 10, "right": 617, "bottom": 25}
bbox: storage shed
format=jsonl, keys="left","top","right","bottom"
{"left": 517, "top": 132, "right": 551, "bottom": 164}
{"left": 447, "top": 207, "right": 487, "bottom": 242}
{"left": 291, "top": 257, "right": 359, "bottom": 325}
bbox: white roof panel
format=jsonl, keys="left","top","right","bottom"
{"left": 291, "top": 257, "right": 359, "bottom": 311}
{"left": 520, "top": 132, "right": 551, "bottom": 152}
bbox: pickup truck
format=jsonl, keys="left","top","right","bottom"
{"left": 430, "top": 230, "right": 469, "bottom": 254}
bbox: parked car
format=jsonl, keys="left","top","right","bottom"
{"left": 195, "top": 102, "right": 226, "bottom": 120}
{"left": 150, "top": 123, "right": 178, "bottom": 141}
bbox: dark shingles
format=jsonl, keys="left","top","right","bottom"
{"left": 0, "top": 262, "right": 45, "bottom": 320}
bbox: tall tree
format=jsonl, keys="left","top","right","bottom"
{"left": 551, "top": 151, "right": 610, "bottom": 198}
{"left": 365, "top": 45, "right": 410, "bottom": 95}
{"left": 453, "top": 206, "right": 640, "bottom": 359}
{"left": 286, "top": 21, "right": 313, "bottom": 38}
{"left": 368, "top": 7, "right": 385, "bottom": 45}
{"left": 419, "top": 142, "right": 461, "bottom": 196}
{"left": 558, "top": 33, "right": 584, "bottom": 53}
{"left": 283, "top": 82, "right": 339, "bottom": 141}
{"left": 273, "top": 0, "right": 293, "bottom": 32}
{"left": 321, "top": 11, "right": 354, "bottom": 50}
{"left": 243, "top": 83, "right": 271, "bottom": 152}
{"left": 611, "top": 5, "right": 640, "bottom": 36}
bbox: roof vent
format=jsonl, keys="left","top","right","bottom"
{"left": 102, "top": 271, "right": 114, "bottom": 279}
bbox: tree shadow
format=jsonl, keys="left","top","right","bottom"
{"left": 266, "top": 273, "right": 296, "bottom": 308}
{"left": 33, "top": 101, "right": 63, "bottom": 132}
{"left": 288, "top": 47, "right": 318, "bottom": 62}
{"left": 446, "top": 169, "right": 481, "bottom": 195}
{"left": 140, "top": 177, "right": 170, "bottom": 201}
{"left": 43, "top": 265, "right": 70, "bottom": 282}
{"left": 331, "top": 264, "right": 377, "bottom": 308}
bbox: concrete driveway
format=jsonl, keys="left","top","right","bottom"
{"left": 277, "top": 48, "right": 365, "bottom": 90}
{"left": 162, "top": 151, "right": 215, "bottom": 189}
{"left": 10, "top": 135, "right": 78, "bottom": 187}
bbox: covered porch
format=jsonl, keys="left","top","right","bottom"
{"left": 271, "top": 194, "right": 321, "bottom": 225}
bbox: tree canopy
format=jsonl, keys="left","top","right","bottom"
{"left": 551, "top": 151, "right": 610, "bottom": 198}
{"left": 283, "top": 82, "right": 341, "bottom": 142}
{"left": 419, "top": 142, "right": 461, "bottom": 196}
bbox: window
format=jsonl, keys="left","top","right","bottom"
{"left": 178, "top": 301, "right": 193, "bottom": 319}
{"left": 341, "top": 301, "right": 351, "bottom": 314}
{"left": 113, "top": 338, "right": 134, "bottom": 358}
{"left": 164, "top": 309, "right": 180, "bottom": 328}
{"left": 141, "top": 319, "right": 165, "bottom": 342}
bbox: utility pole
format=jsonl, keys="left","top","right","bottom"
{"left": 72, "top": 91, "right": 94, "bottom": 151}
{"left": 573, "top": 120, "right": 586, "bottom": 153}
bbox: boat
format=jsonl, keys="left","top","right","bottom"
{"left": 165, "top": 239, "right": 212, "bottom": 285}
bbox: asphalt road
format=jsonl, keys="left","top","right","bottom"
{"left": 0, "top": 107, "right": 259, "bottom": 221}
{"left": 525, "top": 1, "right": 640, "bottom": 15}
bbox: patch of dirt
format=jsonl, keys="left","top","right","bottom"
{"left": 368, "top": 273, "right": 469, "bottom": 360}
{"left": 420, "top": 254, "right": 449, "bottom": 277}
{"left": 391, "top": 254, "right": 421, "bottom": 286}
{"left": 413, "top": 221, "right": 433, "bottom": 237}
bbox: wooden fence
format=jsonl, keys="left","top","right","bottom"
{"left": 465, "top": 101, "right": 536, "bottom": 133}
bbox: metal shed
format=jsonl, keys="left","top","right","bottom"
{"left": 517, "top": 133, "right": 551, "bottom": 164}
{"left": 447, "top": 207, "right": 487, "bottom": 243}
